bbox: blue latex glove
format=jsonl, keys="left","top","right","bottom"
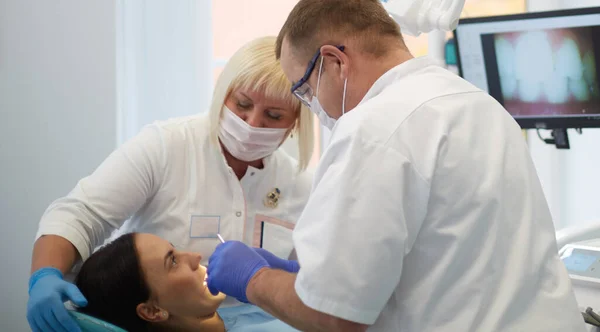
{"left": 27, "top": 267, "right": 88, "bottom": 332}
{"left": 252, "top": 248, "right": 300, "bottom": 273}
{"left": 207, "top": 241, "right": 269, "bottom": 303}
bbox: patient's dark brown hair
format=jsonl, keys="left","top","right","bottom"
{"left": 75, "top": 233, "right": 152, "bottom": 331}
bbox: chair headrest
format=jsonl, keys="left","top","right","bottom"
{"left": 68, "top": 311, "right": 128, "bottom": 332}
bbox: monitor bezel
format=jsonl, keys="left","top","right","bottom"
{"left": 453, "top": 6, "right": 600, "bottom": 129}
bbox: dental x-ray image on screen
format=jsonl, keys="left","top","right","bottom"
{"left": 481, "top": 26, "right": 600, "bottom": 118}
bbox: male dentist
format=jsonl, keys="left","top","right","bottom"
{"left": 208, "top": 0, "right": 585, "bottom": 331}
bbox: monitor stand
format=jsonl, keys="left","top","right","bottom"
{"left": 552, "top": 129, "right": 570, "bottom": 149}
{"left": 538, "top": 128, "right": 572, "bottom": 149}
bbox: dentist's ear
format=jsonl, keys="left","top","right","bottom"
{"left": 136, "top": 302, "right": 169, "bottom": 323}
{"left": 320, "top": 45, "right": 350, "bottom": 81}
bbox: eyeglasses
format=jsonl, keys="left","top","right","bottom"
{"left": 290, "top": 45, "right": 345, "bottom": 107}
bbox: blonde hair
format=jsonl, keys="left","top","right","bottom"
{"left": 209, "top": 36, "right": 314, "bottom": 171}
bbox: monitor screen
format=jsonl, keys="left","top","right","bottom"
{"left": 454, "top": 7, "right": 600, "bottom": 129}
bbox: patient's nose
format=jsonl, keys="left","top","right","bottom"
{"left": 187, "top": 252, "right": 202, "bottom": 269}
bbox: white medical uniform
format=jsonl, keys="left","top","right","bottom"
{"left": 293, "top": 57, "right": 585, "bottom": 331}
{"left": 36, "top": 114, "right": 312, "bottom": 267}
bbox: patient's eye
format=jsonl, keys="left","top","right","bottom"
{"left": 171, "top": 255, "right": 177, "bottom": 267}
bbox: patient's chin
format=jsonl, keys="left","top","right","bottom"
{"left": 190, "top": 291, "right": 225, "bottom": 318}
{"left": 203, "top": 287, "right": 226, "bottom": 303}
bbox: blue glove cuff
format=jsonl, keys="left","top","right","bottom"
{"left": 29, "top": 267, "right": 63, "bottom": 295}
{"left": 287, "top": 260, "right": 300, "bottom": 273}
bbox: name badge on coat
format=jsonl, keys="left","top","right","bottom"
{"left": 189, "top": 215, "right": 220, "bottom": 239}
{"left": 252, "top": 214, "right": 295, "bottom": 259}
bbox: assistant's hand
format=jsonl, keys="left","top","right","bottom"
{"left": 252, "top": 248, "right": 300, "bottom": 273}
{"left": 207, "top": 241, "right": 269, "bottom": 303}
{"left": 27, "top": 267, "right": 88, "bottom": 332}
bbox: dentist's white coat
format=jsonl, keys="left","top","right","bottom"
{"left": 36, "top": 114, "right": 312, "bottom": 267}
{"left": 293, "top": 57, "right": 585, "bottom": 331}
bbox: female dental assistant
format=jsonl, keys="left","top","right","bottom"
{"left": 26, "top": 36, "right": 314, "bottom": 332}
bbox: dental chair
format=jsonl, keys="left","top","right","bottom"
{"left": 62, "top": 263, "right": 127, "bottom": 331}
{"left": 67, "top": 311, "right": 127, "bottom": 332}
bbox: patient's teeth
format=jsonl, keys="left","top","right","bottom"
{"left": 556, "top": 38, "right": 583, "bottom": 80}
{"left": 570, "top": 78, "right": 590, "bottom": 101}
{"left": 515, "top": 31, "right": 553, "bottom": 82}
{"left": 495, "top": 36, "right": 517, "bottom": 100}
{"left": 583, "top": 51, "right": 597, "bottom": 87}
{"left": 544, "top": 72, "right": 568, "bottom": 104}
{"left": 501, "top": 76, "right": 517, "bottom": 100}
{"left": 495, "top": 37, "right": 515, "bottom": 78}
{"left": 513, "top": 31, "right": 553, "bottom": 103}
{"left": 519, "top": 79, "right": 542, "bottom": 102}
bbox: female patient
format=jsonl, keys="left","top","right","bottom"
{"left": 75, "top": 232, "right": 297, "bottom": 331}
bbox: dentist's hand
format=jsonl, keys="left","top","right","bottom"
{"left": 27, "top": 267, "right": 87, "bottom": 332}
{"left": 207, "top": 241, "right": 269, "bottom": 303}
{"left": 252, "top": 248, "right": 300, "bottom": 273}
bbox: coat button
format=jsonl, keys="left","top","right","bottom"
{"left": 236, "top": 211, "right": 242, "bottom": 217}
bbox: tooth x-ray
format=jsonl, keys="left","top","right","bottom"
{"left": 483, "top": 26, "right": 600, "bottom": 117}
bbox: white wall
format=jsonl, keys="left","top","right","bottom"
{"left": 524, "top": 0, "right": 600, "bottom": 231}
{"left": 528, "top": 129, "right": 600, "bottom": 230}
{"left": 116, "top": 0, "right": 214, "bottom": 144}
{"left": 0, "top": 1, "right": 117, "bottom": 330}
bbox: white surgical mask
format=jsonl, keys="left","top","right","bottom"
{"left": 218, "top": 106, "right": 288, "bottom": 162}
{"left": 382, "top": 0, "right": 465, "bottom": 36}
{"left": 310, "top": 57, "right": 348, "bottom": 130}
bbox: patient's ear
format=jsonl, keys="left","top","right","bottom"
{"left": 136, "top": 302, "right": 169, "bottom": 322}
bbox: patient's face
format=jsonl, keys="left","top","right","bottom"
{"left": 135, "top": 234, "right": 226, "bottom": 319}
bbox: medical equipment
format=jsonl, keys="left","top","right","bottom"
{"left": 584, "top": 310, "right": 600, "bottom": 328}
{"left": 217, "top": 233, "right": 225, "bottom": 243}
{"left": 382, "top": 0, "right": 466, "bottom": 36}
{"left": 560, "top": 244, "right": 600, "bottom": 331}
{"left": 557, "top": 223, "right": 600, "bottom": 256}
{"left": 454, "top": 7, "right": 600, "bottom": 149}
{"left": 557, "top": 222, "right": 600, "bottom": 331}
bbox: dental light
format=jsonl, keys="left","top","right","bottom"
{"left": 382, "top": 0, "right": 466, "bottom": 36}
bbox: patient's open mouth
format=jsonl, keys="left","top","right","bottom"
{"left": 203, "top": 273, "right": 208, "bottom": 287}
